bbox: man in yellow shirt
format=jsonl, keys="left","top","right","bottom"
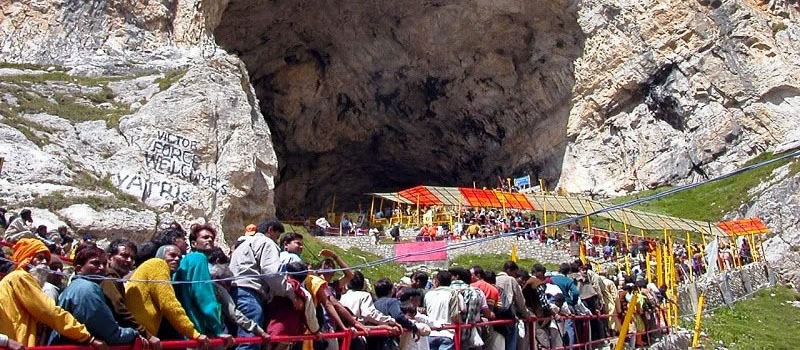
{"left": 466, "top": 220, "right": 481, "bottom": 240}
{"left": 0, "top": 238, "right": 107, "bottom": 349}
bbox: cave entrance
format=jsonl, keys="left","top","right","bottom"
{"left": 214, "top": 0, "right": 584, "bottom": 216}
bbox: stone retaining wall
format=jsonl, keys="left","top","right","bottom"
{"left": 676, "top": 262, "right": 776, "bottom": 316}
{"left": 316, "top": 234, "right": 572, "bottom": 264}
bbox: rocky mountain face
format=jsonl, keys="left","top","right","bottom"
{"left": 214, "top": 0, "right": 584, "bottom": 215}
{"left": 561, "top": 0, "right": 800, "bottom": 195}
{"left": 0, "top": 0, "right": 798, "bottom": 249}
{"left": 0, "top": 0, "right": 276, "bottom": 245}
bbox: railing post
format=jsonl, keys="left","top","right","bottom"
{"left": 341, "top": 329, "right": 353, "bottom": 350}
{"left": 454, "top": 323, "right": 462, "bottom": 350}
{"left": 132, "top": 336, "right": 144, "bottom": 350}
{"left": 261, "top": 335, "right": 271, "bottom": 350}
{"left": 529, "top": 318, "right": 539, "bottom": 350}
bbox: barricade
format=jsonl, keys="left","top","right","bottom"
{"left": 7, "top": 311, "right": 670, "bottom": 350}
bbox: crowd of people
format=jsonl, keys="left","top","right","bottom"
{"left": 1, "top": 209, "right": 79, "bottom": 257}
{"left": 0, "top": 207, "right": 669, "bottom": 350}
{"left": 571, "top": 224, "right": 757, "bottom": 284}
{"left": 408, "top": 208, "right": 551, "bottom": 243}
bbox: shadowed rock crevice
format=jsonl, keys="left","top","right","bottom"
{"left": 215, "top": 0, "right": 585, "bottom": 215}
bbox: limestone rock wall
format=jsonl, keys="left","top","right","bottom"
{"left": 560, "top": 0, "right": 800, "bottom": 194}
{"left": 0, "top": 0, "right": 276, "bottom": 244}
{"left": 746, "top": 167, "right": 800, "bottom": 288}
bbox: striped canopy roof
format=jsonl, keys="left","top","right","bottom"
{"left": 717, "top": 218, "right": 770, "bottom": 236}
{"left": 368, "top": 186, "right": 729, "bottom": 236}
{"left": 370, "top": 185, "right": 535, "bottom": 210}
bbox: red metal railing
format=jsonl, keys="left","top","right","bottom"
{"left": 8, "top": 310, "right": 670, "bottom": 350}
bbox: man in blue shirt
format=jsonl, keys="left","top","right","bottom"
{"left": 50, "top": 245, "right": 137, "bottom": 345}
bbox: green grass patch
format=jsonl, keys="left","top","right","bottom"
{"left": 0, "top": 102, "right": 55, "bottom": 147}
{"left": 283, "top": 225, "right": 405, "bottom": 282}
{"left": 449, "top": 253, "right": 559, "bottom": 273}
{"left": 12, "top": 90, "right": 130, "bottom": 129}
{"left": 0, "top": 62, "right": 65, "bottom": 71}
{"left": 700, "top": 285, "right": 800, "bottom": 350}
{"left": 22, "top": 174, "right": 144, "bottom": 212}
{"left": 611, "top": 151, "right": 800, "bottom": 222}
{"left": 7, "top": 121, "right": 49, "bottom": 147}
{"left": 156, "top": 70, "right": 187, "bottom": 91}
{"left": 24, "top": 192, "right": 137, "bottom": 212}
{"left": 71, "top": 173, "right": 142, "bottom": 207}
{"left": 0, "top": 71, "right": 128, "bottom": 86}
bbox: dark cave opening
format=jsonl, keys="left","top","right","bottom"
{"left": 214, "top": 0, "right": 584, "bottom": 216}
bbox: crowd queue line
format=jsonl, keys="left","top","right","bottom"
{"left": 1, "top": 209, "right": 669, "bottom": 350}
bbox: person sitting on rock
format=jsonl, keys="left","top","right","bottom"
{"left": 3, "top": 209, "right": 35, "bottom": 243}
{"left": 49, "top": 245, "right": 138, "bottom": 345}
{"left": 0, "top": 238, "right": 108, "bottom": 349}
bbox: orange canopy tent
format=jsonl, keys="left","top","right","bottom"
{"left": 716, "top": 218, "right": 770, "bottom": 236}
{"left": 371, "top": 185, "right": 535, "bottom": 210}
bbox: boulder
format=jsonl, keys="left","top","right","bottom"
{"left": 58, "top": 204, "right": 158, "bottom": 242}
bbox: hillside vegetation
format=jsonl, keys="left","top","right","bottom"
{"left": 449, "top": 253, "right": 557, "bottom": 273}
{"left": 699, "top": 285, "right": 800, "bottom": 350}
{"left": 611, "top": 151, "right": 800, "bottom": 222}
{"left": 283, "top": 225, "right": 405, "bottom": 282}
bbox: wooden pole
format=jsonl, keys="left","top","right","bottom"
{"left": 749, "top": 234, "right": 759, "bottom": 263}
{"left": 692, "top": 293, "right": 707, "bottom": 348}
{"left": 542, "top": 202, "right": 548, "bottom": 236}
{"left": 625, "top": 255, "right": 631, "bottom": 276}
{"left": 687, "top": 232, "right": 694, "bottom": 282}
{"left": 625, "top": 227, "right": 631, "bottom": 252}
{"left": 614, "top": 293, "right": 639, "bottom": 350}
{"left": 579, "top": 242, "right": 587, "bottom": 264}
{"left": 585, "top": 215, "right": 592, "bottom": 241}
{"left": 369, "top": 196, "right": 376, "bottom": 226}
{"left": 656, "top": 242, "right": 664, "bottom": 286}
{"left": 416, "top": 194, "right": 421, "bottom": 227}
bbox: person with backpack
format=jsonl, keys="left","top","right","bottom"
{"left": 448, "top": 267, "right": 493, "bottom": 349}
{"left": 524, "top": 264, "right": 560, "bottom": 349}
{"left": 483, "top": 271, "right": 512, "bottom": 350}
{"left": 496, "top": 262, "right": 530, "bottom": 350}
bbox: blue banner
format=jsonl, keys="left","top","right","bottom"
{"left": 514, "top": 175, "right": 531, "bottom": 187}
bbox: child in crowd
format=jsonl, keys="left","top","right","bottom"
{"left": 398, "top": 303, "right": 437, "bottom": 350}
